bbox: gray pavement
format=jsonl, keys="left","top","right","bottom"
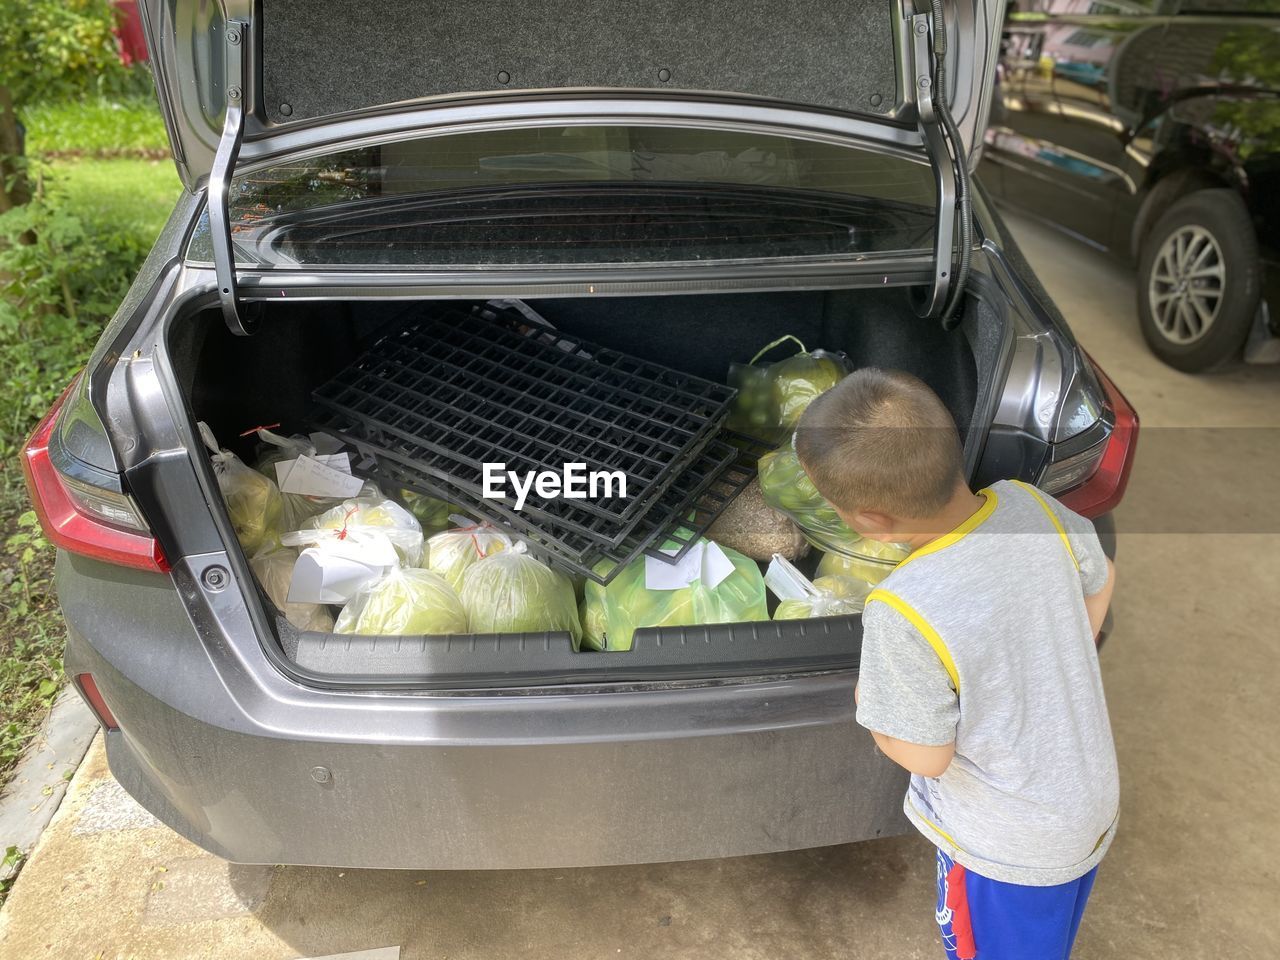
{"left": 1, "top": 209, "right": 1278, "bottom": 959}
{"left": 0, "top": 689, "right": 96, "bottom": 882}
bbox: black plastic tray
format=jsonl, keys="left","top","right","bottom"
{"left": 357, "top": 432, "right": 765, "bottom": 585}
{"left": 312, "top": 404, "right": 722, "bottom": 563}
{"left": 310, "top": 305, "right": 737, "bottom": 540}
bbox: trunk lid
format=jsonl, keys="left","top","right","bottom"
{"left": 140, "top": 0, "right": 1004, "bottom": 191}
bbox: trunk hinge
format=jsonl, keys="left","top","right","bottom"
{"left": 907, "top": 7, "right": 971, "bottom": 327}
{"left": 208, "top": 19, "right": 259, "bottom": 336}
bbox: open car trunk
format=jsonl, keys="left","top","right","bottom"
{"left": 168, "top": 287, "right": 1003, "bottom": 687}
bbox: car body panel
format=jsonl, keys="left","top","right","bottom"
{"left": 61, "top": 552, "right": 911, "bottom": 868}
{"left": 139, "top": 0, "right": 1007, "bottom": 191}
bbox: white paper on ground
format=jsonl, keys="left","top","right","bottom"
{"left": 765, "top": 553, "right": 816, "bottom": 601}
{"left": 275, "top": 454, "right": 364, "bottom": 497}
{"left": 645, "top": 541, "right": 734, "bottom": 591}
{"left": 286, "top": 532, "right": 399, "bottom": 604}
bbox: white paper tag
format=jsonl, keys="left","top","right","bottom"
{"left": 274, "top": 452, "right": 351, "bottom": 485}
{"left": 644, "top": 541, "right": 734, "bottom": 591}
{"left": 285, "top": 531, "right": 398, "bottom": 604}
{"left": 275, "top": 455, "right": 364, "bottom": 497}
{"left": 196, "top": 421, "right": 221, "bottom": 454}
{"left": 765, "top": 553, "right": 816, "bottom": 602}
{"left": 309, "top": 432, "right": 346, "bottom": 455}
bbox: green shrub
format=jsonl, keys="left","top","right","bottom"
{"left": 0, "top": 0, "right": 139, "bottom": 104}
{"left": 0, "top": 164, "right": 153, "bottom": 440}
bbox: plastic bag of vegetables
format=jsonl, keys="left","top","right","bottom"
{"left": 301, "top": 493, "right": 424, "bottom": 565}
{"left": 335, "top": 566, "right": 468, "bottom": 636}
{"left": 253, "top": 428, "right": 310, "bottom": 480}
{"left": 248, "top": 546, "right": 334, "bottom": 632}
{"left": 398, "top": 489, "right": 459, "bottom": 537}
{"left": 758, "top": 438, "right": 912, "bottom": 576}
{"left": 579, "top": 539, "right": 769, "bottom": 652}
{"left": 458, "top": 544, "right": 581, "bottom": 642}
{"left": 199, "top": 422, "right": 283, "bottom": 554}
{"left": 425, "top": 520, "right": 512, "bottom": 591}
{"left": 757, "top": 437, "right": 859, "bottom": 552}
{"left": 774, "top": 575, "right": 873, "bottom": 620}
{"left": 815, "top": 542, "right": 909, "bottom": 586}
{"left": 252, "top": 428, "right": 353, "bottom": 530}
{"left": 727, "top": 335, "right": 851, "bottom": 442}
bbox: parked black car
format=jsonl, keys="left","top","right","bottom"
{"left": 981, "top": 0, "right": 1280, "bottom": 371}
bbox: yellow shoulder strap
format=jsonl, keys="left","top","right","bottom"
{"left": 1011, "top": 480, "right": 1079, "bottom": 570}
{"left": 865, "top": 589, "right": 960, "bottom": 693}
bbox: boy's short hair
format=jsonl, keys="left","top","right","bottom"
{"left": 794, "top": 368, "right": 964, "bottom": 518}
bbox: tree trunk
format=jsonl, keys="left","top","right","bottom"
{"left": 0, "top": 84, "right": 32, "bottom": 215}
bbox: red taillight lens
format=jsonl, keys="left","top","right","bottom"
{"left": 75, "top": 673, "right": 119, "bottom": 730}
{"left": 22, "top": 380, "right": 168, "bottom": 573}
{"left": 1059, "top": 359, "right": 1138, "bottom": 518}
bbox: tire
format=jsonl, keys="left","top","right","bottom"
{"left": 1135, "top": 188, "right": 1260, "bottom": 372}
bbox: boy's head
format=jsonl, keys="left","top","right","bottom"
{"left": 794, "top": 368, "right": 966, "bottom": 540}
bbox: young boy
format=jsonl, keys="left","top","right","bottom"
{"left": 795, "top": 368, "right": 1119, "bottom": 960}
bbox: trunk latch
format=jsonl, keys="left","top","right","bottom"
{"left": 208, "top": 19, "right": 259, "bottom": 337}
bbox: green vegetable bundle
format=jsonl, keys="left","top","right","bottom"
{"left": 774, "top": 574, "right": 873, "bottom": 620}
{"left": 459, "top": 547, "right": 582, "bottom": 642}
{"left": 304, "top": 494, "right": 424, "bottom": 566}
{"left": 579, "top": 542, "right": 770, "bottom": 652}
{"left": 426, "top": 522, "right": 512, "bottom": 592}
{"left": 816, "top": 543, "right": 909, "bottom": 586}
{"left": 757, "top": 438, "right": 910, "bottom": 578}
{"left": 335, "top": 567, "right": 468, "bottom": 636}
{"left": 727, "top": 335, "right": 851, "bottom": 443}
{"left": 398, "top": 489, "right": 459, "bottom": 537}
{"left": 212, "top": 446, "right": 283, "bottom": 555}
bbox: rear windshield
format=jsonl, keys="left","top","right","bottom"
{"left": 188, "top": 125, "right": 936, "bottom": 269}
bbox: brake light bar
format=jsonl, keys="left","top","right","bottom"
{"left": 1058, "top": 358, "right": 1138, "bottom": 518}
{"left": 22, "top": 381, "right": 169, "bottom": 573}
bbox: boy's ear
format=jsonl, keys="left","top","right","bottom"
{"left": 837, "top": 508, "right": 897, "bottom": 541}
{"left": 854, "top": 511, "right": 898, "bottom": 540}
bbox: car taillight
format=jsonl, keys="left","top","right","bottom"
{"left": 22, "top": 376, "right": 168, "bottom": 573}
{"left": 74, "top": 673, "right": 119, "bottom": 730}
{"left": 1055, "top": 358, "right": 1138, "bottom": 518}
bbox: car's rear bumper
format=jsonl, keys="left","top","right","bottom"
{"left": 59, "top": 552, "right": 908, "bottom": 869}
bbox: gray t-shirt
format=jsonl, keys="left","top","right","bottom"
{"left": 856, "top": 479, "right": 1119, "bottom": 886}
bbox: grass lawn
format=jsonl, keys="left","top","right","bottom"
{"left": 0, "top": 117, "right": 180, "bottom": 793}
{"left": 21, "top": 96, "right": 171, "bottom": 160}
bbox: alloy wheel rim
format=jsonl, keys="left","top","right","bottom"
{"left": 1148, "top": 225, "right": 1225, "bottom": 345}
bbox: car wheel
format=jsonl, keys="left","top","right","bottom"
{"left": 1136, "top": 188, "right": 1260, "bottom": 372}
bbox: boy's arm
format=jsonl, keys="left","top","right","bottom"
{"left": 1043, "top": 492, "right": 1114, "bottom": 638}
{"left": 856, "top": 604, "right": 960, "bottom": 778}
{"left": 855, "top": 683, "right": 955, "bottom": 776}
{"left": 1084, "top": 557, "right": 1116, "bottom": 640}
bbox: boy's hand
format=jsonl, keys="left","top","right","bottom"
{"left": 1084, "top": 557, "right": 1116, "bottom": 640}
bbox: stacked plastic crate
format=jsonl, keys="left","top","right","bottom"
{"left": 309, "top": 303, "right": 765, "bottom": 583}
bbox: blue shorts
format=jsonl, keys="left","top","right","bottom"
{"left": 935, "top": 849, "right": 1097, "bottom": 960}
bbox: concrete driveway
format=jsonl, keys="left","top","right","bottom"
{"left": 1, "top": 209, "right": 1278, "bottom": 960}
